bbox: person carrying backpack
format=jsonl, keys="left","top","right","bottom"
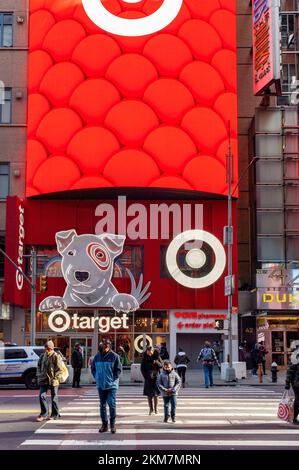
{"left": 197, "top": 341, "right": 220, "bottom": 388}
{"left": 36, "top": 340, "right": 66, "bottom": 421}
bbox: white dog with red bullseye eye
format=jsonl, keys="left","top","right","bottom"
{"left": 39, "top": 229, "right": 151, "bottom": 313}
{"left": 82, "top": 0, "right": 183, "bottom": 36}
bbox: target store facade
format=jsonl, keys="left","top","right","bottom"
{"left": 3, "top": 0, "right": 239, "bottom": 368}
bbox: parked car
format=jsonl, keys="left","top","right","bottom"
{"left": 0, "top": 346, "right": 66, "bottom": 389}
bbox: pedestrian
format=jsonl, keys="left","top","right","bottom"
{"left": 238, "top": 342, "right": 246, "bottom": 362}
{"left": 258, "top": 341, "right": 268, "bottom": 375}
{"left": 36, "top": 340, "right": 65, "bottom": 422}
{"left": 71, "top": 342, "right": 83, "bottom": 388}
{"left": 91, "top": 338, "right": 122, "bottom": 434}
{"left": 159, "top": 342, "right": 169, "bottom": 360}
{"left": 197, "top": 341, "right": 220, "bottom": 388}
{"left": 141, "top": 345, "right": 163, "bottom": 415}
{"left": 285, "top": 340, "right": 299, "bottom": 425}
{"left": 250, "top": 343, "right": 259, "bottom": 376}
{"left": 156, "top": 360, "right": 181, "bottom": 423}
{"left": 174, "top": 347, "right": 190, "bottom": 388}
{"left": 213, "top": 340, "right": 223, "bottom": 363}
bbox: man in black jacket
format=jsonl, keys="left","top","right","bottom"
{"left": 285, "top": 340, "right": 299, "bottom": 425}
{"left": 71, "top": 343, "right": 83, "bottom": 388}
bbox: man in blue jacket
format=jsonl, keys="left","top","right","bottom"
{"left": 91, "top": 338, "right": 122, "bottom": 433}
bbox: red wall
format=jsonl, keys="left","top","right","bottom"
{"left": 4, "top": 197, "right": 238, "bottom": 310}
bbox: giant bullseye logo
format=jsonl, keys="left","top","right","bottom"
{"left": 82, "top": 0, "right": 183, "bottom": 36}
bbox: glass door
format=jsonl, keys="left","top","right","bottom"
{"left": 271, "top": 330, "right": 299, "bottom": 366}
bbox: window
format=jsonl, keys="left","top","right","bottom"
{"left": 0, "top": 88, "right": 12, "bottom": 123}
{"left": 280, "top": 14, "right": 295, "bottom": 49}
{"left": 0, "top": 233, "right": 4, "bottom": 278}
{"left": 0, "top": 13, "right": 13, "bottom": 47}
{"left": 4, "top": 348, "right": 28, "bottom": 359}
{"left": 0, "top": 163, "right": 9, "bottom": 199}
{"left": 30, "top": 245, "right": 144, "bottom": 278}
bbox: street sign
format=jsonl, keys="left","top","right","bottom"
{"left": 225, "top": 275, "right": 235, "bottom": 296}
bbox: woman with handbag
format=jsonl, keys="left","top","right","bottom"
{"left": 285, "top": 340, "right": 299, "bottom": 425}
{"left": 141, "top": 346, "right": 162, "bottom": 415}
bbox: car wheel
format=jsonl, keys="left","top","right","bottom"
{"left": 24, "top": 371, "right": 38, "bottom": 389}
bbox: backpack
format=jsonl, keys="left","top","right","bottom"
{"left": 56, "top": 352, "right": 69, "bottom": 384}
{"left": 201, "top": 348, "right": 213, "bottom": 361}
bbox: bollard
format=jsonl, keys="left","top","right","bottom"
{"left": 258, "top": 363, "right": 263, "bottom": 383}
{"left": 271, "top": 361, "right": 278, "bottom": 383}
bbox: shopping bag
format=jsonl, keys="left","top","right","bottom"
{"left": 277, "top": 390, "right": 294, "bottom": 422}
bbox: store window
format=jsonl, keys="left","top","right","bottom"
{"left": 29, "top": 245, "right": 143, "bottom": 277}
{"left": 0, "top": 89, "right": 12, "bottom": 123}
{"left": 0, "top": 13, "right": 13, "bottom": 47}
{"left": 0, "top": 163, "right": 9, "bottom": 199}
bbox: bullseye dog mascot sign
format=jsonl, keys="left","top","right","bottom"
{"left": 39, "top": 230, "right": 151, "bottom": 313}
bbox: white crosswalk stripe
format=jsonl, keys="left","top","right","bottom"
{"left": 19, "top": 386, "right": 299, "bottom": 449}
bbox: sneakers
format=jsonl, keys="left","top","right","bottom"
{"left": 293, "top": 419, "right": 299, "bottom": 425}
{"left": 36, "top": 415, "right": 48, "bottom": 422}
{"left": 99, "top": 423, "right": 108, "bottom": 433}
{"left": 163, "top": 416, "right": 169, "bottom": 423}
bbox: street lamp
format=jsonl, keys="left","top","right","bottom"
{"left": 224, "top": 126, "right": 259, "bottom": 382}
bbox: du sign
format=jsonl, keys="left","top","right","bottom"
{"left": 256, "top": 268, "right": 299, "bottom": 310}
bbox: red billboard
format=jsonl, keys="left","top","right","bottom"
{"left": 252, "top": 0, "right": 280, "bottom": 95}
{"left": 27, "top": 0, "right": 237, "bottom": 197}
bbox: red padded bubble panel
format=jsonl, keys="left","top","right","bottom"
{"left": 27, "top": 0, "right": 237, "bottom": 196}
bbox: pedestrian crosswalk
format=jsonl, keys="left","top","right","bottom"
{"left": 19, "top": 386, "right": 299, "bottom": 449}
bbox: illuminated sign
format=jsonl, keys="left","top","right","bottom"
{"left": 172, "top": 310, "right": 227, "bottom": 331}
{"left": 82, "top": 0, "right": 183, "bottom": 36}
{"left": 166, "top": 230, "right": 226, "bottom": 288}
{"left": 257, "top": 268, "right": 299, "bottom": 309}
{"left": 252, "top": 0, "right": 280, "bottom": 95}
{"left": 39, "top": 230, "right": 151, "bottom": 313}
{"left": 48, "top": 309, "right": 129, "bottom": 333}
{"left": 27, "top": 0, "right": 238, "bottom": 197}
{"left": 16, "top": 204, "right": 25, "bottom": 290}
{"left": 134, "top": 334, "right": 153, "bottom": 353}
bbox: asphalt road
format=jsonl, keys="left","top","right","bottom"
{"left": 0, "top": 384, "right": 298, "bottom": 450}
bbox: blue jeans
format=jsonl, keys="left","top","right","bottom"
{"left": 39, "top": 385, "right": 59, "bottom": 417}
{"left": 98, "top": 388, "right": 117, "bottom": 424}
{"left": 163, "top": 395, "right": 177, "bottom": 418}
{"left": 203, "top": 364, "right": 214, "bottom": 386}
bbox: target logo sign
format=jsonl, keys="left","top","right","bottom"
{"left": 82, "top": 0, "right": 183, "bottom": 36}
{"left": 166, "top": 230, "right": 226, "bottom": 289}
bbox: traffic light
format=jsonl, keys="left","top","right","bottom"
{"left": 39, "top": 275, "right": 48, "bottom": 292}
{"left": 215, "top": 320, "right": 224, "bottom": 330}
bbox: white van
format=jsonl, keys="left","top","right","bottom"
{"left": 0, "top": 346, "right": 65, "bottom": 389}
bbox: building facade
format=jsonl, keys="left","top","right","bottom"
{"left": 1, "top": 0, "right": 242, "bottom": 369}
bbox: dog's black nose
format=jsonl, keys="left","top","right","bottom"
{"left": 74, "top": 271, "right": 90, "bottom": 283}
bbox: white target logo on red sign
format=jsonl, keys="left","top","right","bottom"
{"left": 166, "top": 230, "right": 226, "bottom": 289}
{"left": 82, "top": 0, "right": 183, "bottom": 36}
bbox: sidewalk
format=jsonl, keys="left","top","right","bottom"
{"left": 119, "top": 369, "right": 285, "bottom": 387}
